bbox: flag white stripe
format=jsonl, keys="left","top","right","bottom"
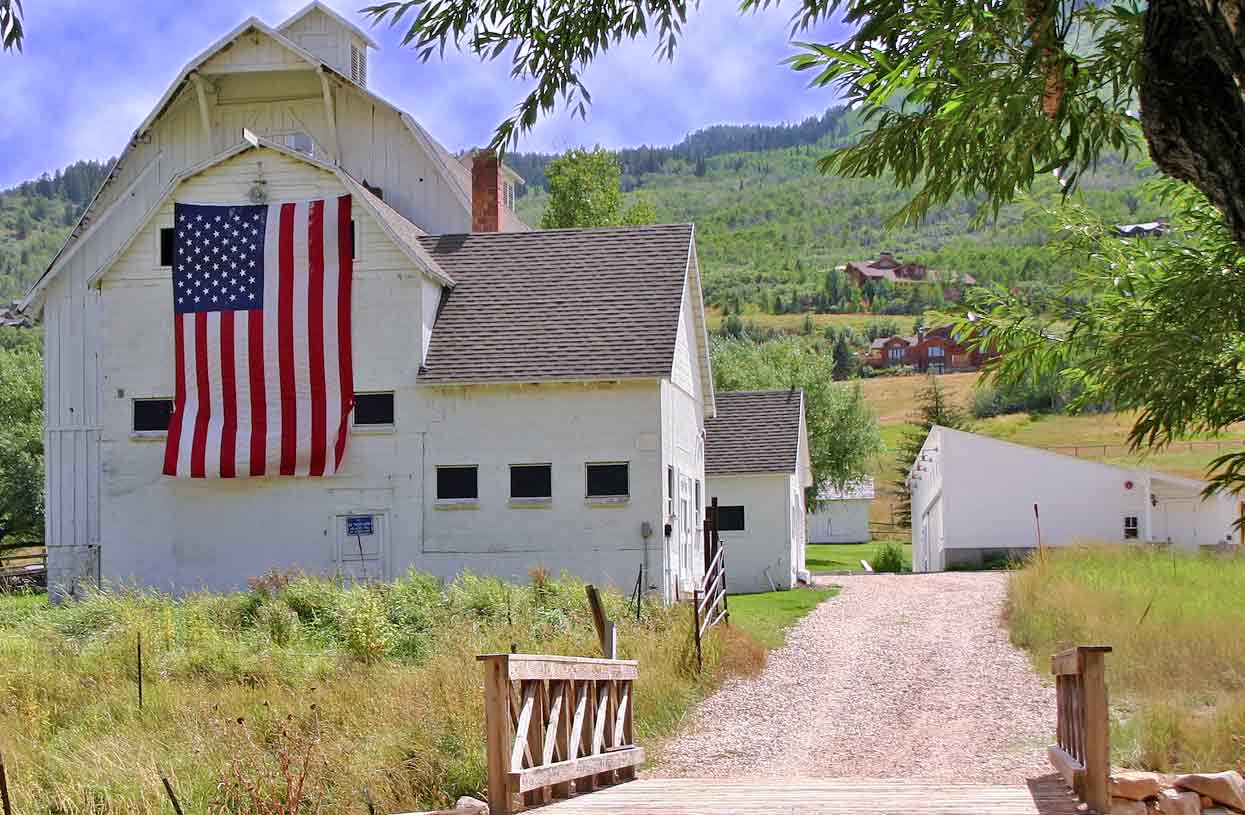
{"left": 262, "top": 203, "right": 282, "bottom": 475}
{"left": 203, "top": 310, "right": 224, "bottom": 478}
{"left": 321, "top": 196, "right": 341, "bottom": 476}
{"left": 292, "top": 201, "right": 312, "bottom": 477}
{"left": 233, "top": 309, "right": 252, "bottom": 476}
{"left": 176, "top": 312, "right": 196, "bottom": 478}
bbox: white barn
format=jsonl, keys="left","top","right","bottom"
{"left": 704, "top": 390, "right": 812, "bottom": 592}
{"left": 809, "top": 478, "right": 873, "bottom": 544}
{"left": 909, "top": 426, "right": 1243, "bottom": 572}
{"left": 21, "top": 3, "right": 716, "bottom": 603}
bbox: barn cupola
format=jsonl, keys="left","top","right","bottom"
{"left": 278, "top": 1, "right": 378, "bottom": 87}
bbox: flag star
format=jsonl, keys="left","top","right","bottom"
{"left": 230, "top": 294, "right": 237, "bottom": 301}
{"left": 212, "top": 295, "right": 218, "bottom": 302}
{"left": 215, "top": 215, "right": 222, "bottom": 222}
{"left": 248, "top": 275, "right": 256, "bottom": 282}
{"left": 195, "top": 214, "right": 203, "bottom": 221}
{"left": 249, "top": 260, "right": 256, "bottom": 268}
{"left": 193, "top": 296, "right": 200, "bottom": 303}
{"left": 249, "top": 292, "right": 256, "bottom": 299}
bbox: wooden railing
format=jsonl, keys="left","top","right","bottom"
{"left": 691, "top": 500, "right": 730, "bottom": 670}
{"left": 479, "top": 653, "right": 643, "bottom": 815}
{"left": 1048, "top": 646, "right": 1112, "bottom": 814}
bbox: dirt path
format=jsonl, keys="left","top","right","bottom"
{"left": 652, "top": 572, "right": 1055, "bottom": 784}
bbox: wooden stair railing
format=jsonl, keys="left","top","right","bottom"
{"left": 1048, "top": 646, "right": 1112, "bottom": 814}
{"left": 479, "top": 653, "right": 643, "bottom": 815}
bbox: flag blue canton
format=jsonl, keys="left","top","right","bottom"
{"left": 172, "top": 203, "right": 268, "bottom": 314}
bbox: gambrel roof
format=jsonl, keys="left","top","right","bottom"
{"left": 416, "top": 224, "right": 708, "bottom": 390}
{"left": 705, "top": 390, "right": 806, "bottom": 476}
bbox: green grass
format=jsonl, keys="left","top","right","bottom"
{"left": 806, "top": 540, "right": 913, "bottom": 573}
{"left": 0, "top": 573, "right": 779, "bottom": 815}
{"left": 726, "top": 586, "right": 839, "bottom": 649}
{"left": 1008, "top": 546, "right": 1245, "bottom": 772}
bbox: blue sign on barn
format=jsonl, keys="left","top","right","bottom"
{"left": 346, "top": 515, "right": 374, "bottom": 536}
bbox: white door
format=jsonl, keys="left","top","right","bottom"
{"left": 679, "top": 475, "right": 694, "bottom": 590}
{"left": 336, "top": 512, "right": 389, "bottom": 583}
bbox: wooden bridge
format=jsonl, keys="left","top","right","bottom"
{"left": 469, "top": 646, "right": 1111, "bottom": 815}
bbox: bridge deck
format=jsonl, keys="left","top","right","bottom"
{"left": 533, "top": 776, "right": 1082, "bottom": 815}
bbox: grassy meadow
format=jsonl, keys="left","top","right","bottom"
{"left": 806, "top": 541, "right": 913, "bottom": 574}
{"left": 704, "top": 308, "right": 920, "bottom": 337}
{"left": 1008, "top": 546, "right": 1245, "bottom": 772}
{"left": 0, "top": 573, "right": 832, "bottom": 814}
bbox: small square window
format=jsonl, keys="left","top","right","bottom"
{"left": 437, "top": 466, "right": 478, "bottom": 501}
{"left": 349, "top": 219, "right": 356, "bottom": 260}
{"left": 159, "top": 228, "right": 175, "bottom": 267}
{"left": 133, "top": 398, "right": 173, "bottom": 432}
{"left": 353, "top": 392, "right": 394, "bottom": 427}
{"left": 586, "top": 462, "right": 629, "bottom": 499}
{"left": 1124, "top": 516, "right": 1139, "bottom": 539}
{"left": 717, "top": 505, "right": 746, "bottom": 532}
{"left": 510, "top": 464, "right": 552, "bottom": 500}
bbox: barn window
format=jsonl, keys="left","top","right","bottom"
{"left": 928, "top": 345, "right": 945, "bottom": 358}
{"left": 437, "top": 466, "right": 478, "bottom": 501}
{"left": 887, "top": 346, "right": 905, "bottom": 361}
{"left": 349, "top": 220, "right": 357, "bottom": 260}
{"left": 666, "top": 466, "right": 675, "bottom": 517}
{"left": 133, "top": 398, "right": 173, "bottom": 433}
{"left": 510, "top": 464, "right": 552, "bottom": 500}
{"left": 695, "top": 479, "right": 703, "bottom": 528}
{"left": 284, "top": 131, "right": 314, "bottom": 155}
{"left": 350, "top": 44, "right": 367, "bottom": 85}
{"left": 716, "top": 505, "right": 746, "bottom": 532}
{"left": 1124, "top": 516, "right": 1139, "bottom": 539}
{"left": 159, "top": 228, "right": 175, "bottom": 267}
{"left": 353, "top": 392, "right": 394, "bottom": 427}
{"left": 586, "top": 462, "right": 629, "bottom": 499}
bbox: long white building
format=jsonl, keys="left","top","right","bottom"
{"left": 909, "top": 426, "right": 1243, "bottom": 571}
{"left": 22, "top": 3, "right": 715, "bottom": 602}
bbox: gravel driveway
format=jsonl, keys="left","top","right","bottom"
{"left": 652, "top": 572, "right": 1056, "bottom": 784}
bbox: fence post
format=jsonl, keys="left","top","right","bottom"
{"left": 1081, "top": 649, "right": 1111, "bottom": 815}
{"left": 0, "top": 751, "right": 13, "bottom": 815}
{"left": 481, "top": 654, "right": 514, "bottom": 815}
{"left": 692, "top": 589, "right": 702, "bottom": 672}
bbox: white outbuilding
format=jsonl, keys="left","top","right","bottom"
{"left": 909, "top": 426, "right": 1244, "bottom": 571}
{"left": 704, "top": 390, "right": 813, "bottom": 592}
{"left": 809, "top": 478, "right": 874, "bottom": 544}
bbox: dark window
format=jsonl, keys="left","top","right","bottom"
{"left": 717, "top": 505, "right": 746, "bottom": 532}
{"left": 666, "top": 465, "right": 675, "bottom": 515}
{"left": 159, "top": 228, "right": 175, "bottom": 267}
{"left": 510, "top": 464, "right": 552, "bottom": 499}
{"left": 1124, "top": 516, "right": 1139, "bottom": 539}
{"left": 437, "top": 466, "right": 478, "bottom": 501}
{"left": 133, "top": 398, "right": 173, "bottom": 432}
{"left": 586, "top": 463, "right": 629, "bottom": 498}
{"left": 350, "top": 220, "right": 356, "bottom": 260}
{"left": 354, "top": 392, "right": 394, "bottom": 426}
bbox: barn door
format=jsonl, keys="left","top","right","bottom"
{"left": 336, "top": 512, "right": 390, "bottom": 583}
{"left": 679, "top": 474, "right": 694, "bottom": 590}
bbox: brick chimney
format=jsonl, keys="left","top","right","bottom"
{"left": 471, "top": 149, "right": 502, "bottom": 233}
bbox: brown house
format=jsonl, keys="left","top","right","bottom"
{"left": 844, "top": 252, "right": 976, "bottom": 300}
{"left": 866, "top": 325, "right": 991, "bottom": 373}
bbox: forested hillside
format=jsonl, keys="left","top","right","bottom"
{"left": 0, "top": 160, "right": 113, "bottom": 301}
{"left": 512, "top": 109, "right": 1161, "bottom": 316}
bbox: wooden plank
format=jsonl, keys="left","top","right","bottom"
{"left": 1048, "top": 744, "right": 1085, "bottom": 793}
{"left": 612, "top": 681, "right": 630, "bottom": 748}
{"left": 576, "top": 680, "right": 596, "bottom": 794}
{"left": 617, "top": 680, "right": 636, "bottom": 782}
{"left": 511, "top": 681, "right": 537, "bottom": 773}
{"left": 511, "top": 748, "right": 645, "bottom": 794}
{"left": 586, "top": 585, "right": 609, "bottom": 654}
{"left": 1081, "top": 650, "right": 1111, "bottom": 815}
{"left": 1051, "top": 646, "right": 1111, "bottom": 676}
{"left": 552, "top": 680, "right": 573, "bottom": 799}
{"left": 480, "top": 655, "right": 515, "bottom": 815}
{"left": 477, "top": 654, "right": 638, "bottom": 682}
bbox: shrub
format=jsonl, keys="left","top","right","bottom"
{"left": 336, "top": 589, "right": 394, "bottom": 663}
{"left": 871, "top": 541, "right": 905, "bottom": 573}
{"left": 254, "top": 598, "right": 299, "bottom": 646}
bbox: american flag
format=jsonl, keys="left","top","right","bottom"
{"left": 162, "top": 196, "right": 354, "bottom": 478}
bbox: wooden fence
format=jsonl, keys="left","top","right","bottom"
{"left": 1047, "top": 646, "right": 1112, "bottom": 814}
{"left": 479, "top": 653, "right": 643, "bottom": 815}
{"left": 691, "top": 500, "right": 729, "bottom": 670}
{"left": 0, "top": 546, "right": 46, "bottom": 589}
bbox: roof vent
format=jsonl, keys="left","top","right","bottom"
{"left": 351, "top": 43, "right": 367, "bottom": 86}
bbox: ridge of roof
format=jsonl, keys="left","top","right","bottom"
{"left": 278, "top": 1, "right": 380, "bottom": 49}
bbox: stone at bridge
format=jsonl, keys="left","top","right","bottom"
{"left": 1111, "top": 798, "right": 1151, "bottom": 815}
{"left": 1157, "top": 789, "right": 1203, "bottom": 815}
{"left": 1113, "top": 771, "right": 1172, "bottom": 801}
{"left": 455, "top": 796, "right": 488, "bottom": 814}
{"left": 1174, "top": 772, "right": 1245, "bottom": 812}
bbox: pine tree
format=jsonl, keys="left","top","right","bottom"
{"left": 831, "top": 334, "right": 856, "bottom": 380}
{"left": 891, "top": 377, "right": 968, "bottom": 526}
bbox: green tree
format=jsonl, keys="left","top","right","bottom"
{"left": 831, "top": 333, "right": 856, "bottom": 381}
{"left": 539, "top": 147, "right": 655, "bottom": 229}
{"left": 1, "top": 0, "right": 24, "bottom": 52}
{"left": 711, "top": 336, "right": 883, "bottom": 504}
{"left": 0, "top": 329, "right": 43, "bottom": 547}
{"left": 892, "top": 377, "right": 967, "bottom": 526}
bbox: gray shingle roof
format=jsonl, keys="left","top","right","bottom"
{"left": 416, "top": 224, "right": 694, "bottom": 384}
{"left": 705, "top": 390, "right": 804, "bottom": 476}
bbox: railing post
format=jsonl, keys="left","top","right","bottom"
{"left": 1081, "top": 648, "right": 1111, "bottom": 815}
{"left": 481, "top": 654, "right": 515, "bottom": 815}
{"left": 692, "top": 589, "right": 703, "bottom": 672}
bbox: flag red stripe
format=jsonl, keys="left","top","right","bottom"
{"left": 190, "top": 312, "right": 210, "bottom": 479}
{"left": 334, "top": 194, "right": 354, "bottom": 470}
{"left": 277, "top": 202, "right": 297, "bottom": 476}
{"left": 163, "top": 314, "right": 186, "bottom": 476}
{"left": 219, "top": 310, "right": 237, "bottom": 478}
{"left": 307, "top": 200, "right": 327, "bottom": 477}
{"left": 248, "top": 309, "right": 266, "bottom": 476}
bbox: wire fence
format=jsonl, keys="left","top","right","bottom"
{"left": 1043, "top": 440, "right": 1245, "bottom": 459}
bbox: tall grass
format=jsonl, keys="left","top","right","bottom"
{"left": 0, "top": 570, "right": 762, "bottom": 814}
{"left": 1007, "top": 545, "right": 1245, "bottom": 772}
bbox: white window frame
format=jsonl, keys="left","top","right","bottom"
{"left": 351, "top": 390, "right": 395, "bottom": 434}
{"left": 509, "top": 462, "right": 553, "bottom": 507}
{"left": 585, "top": 461, "right": 630, "bottom": 504}
{"left": 1124, "top": 515, "right": 1140, "bottom": 539}
{"left": 435, "top": 464, "right": 480, "bottom": 508}
{"left": 131, "top": 396, "right": 173, "bottom": 440}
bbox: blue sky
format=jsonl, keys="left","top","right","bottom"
{"left": 0, "top": 1, "right": 849, "bottom": 189}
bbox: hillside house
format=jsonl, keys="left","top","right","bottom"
{"left": 909, "top": 426, "right": 1244, "bottom": 571}
{"left": 866, "top": 325, "right": 990, "bottom": 373}
{"left": 809, "top": 478, "right": 873, "bottom": 544}
{"left": 21, "top": 2, "right": 715, "bottom": 603}
{"left": 704, "top": 390, "right": 812, "bottom": 592}
{"left": 844, "top": 252, "right": 976, "bottom": 300}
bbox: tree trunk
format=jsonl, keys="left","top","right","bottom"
{"left": 1140, "top": 0, "right": 1245, "bottom": 244}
